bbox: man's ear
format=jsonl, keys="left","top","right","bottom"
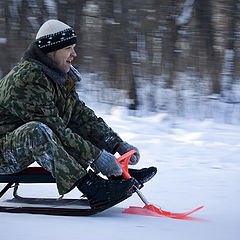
{"left": 47, "top": 51, "right": 55, "bottom": 61}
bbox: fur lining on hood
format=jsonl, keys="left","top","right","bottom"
{"left": 23, "top": 42, "right": 81, "bottom": 84}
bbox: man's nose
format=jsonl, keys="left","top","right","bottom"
{"left": 71, "top": 49, "right": 77, "bottom": 57}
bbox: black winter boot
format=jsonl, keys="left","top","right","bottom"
{"left": 129, "top": 167, "right": 157, "bottom": 185}
{"left": 110, "top": 166, "right": 157, "bottom": 189}
{"left": 77, "top": 170, "right": 136, "bottom": 208}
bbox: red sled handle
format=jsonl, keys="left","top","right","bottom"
{"left": 116, "top": 150, "right": 136, "bottom": 179}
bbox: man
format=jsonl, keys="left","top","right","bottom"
{"left": 0, "top": 20, "right": 156, "bottom": 208}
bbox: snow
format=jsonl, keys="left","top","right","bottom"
{"left": 0, "top": 38, "right": 7, "bottom": 44}
{"left": 1, "top": 107, "right": 240, "bottom": 240}
{"left": 176, "top": 0, "right": 195, "bottom": 26}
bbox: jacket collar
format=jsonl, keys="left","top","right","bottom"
{"left": 23, "top": 42, "right": 81, "bottom": 84}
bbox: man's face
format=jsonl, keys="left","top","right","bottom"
{"left": 47, "top": 44, "right": 77, "bottom": 73}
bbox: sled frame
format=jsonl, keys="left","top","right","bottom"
{"left": 0, "top": 167, "right": 57, "bottom": 201}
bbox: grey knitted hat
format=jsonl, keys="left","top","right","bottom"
{"left": 35, "top": 19, "right": 77, "bottom": 53}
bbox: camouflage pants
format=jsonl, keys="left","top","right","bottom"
{"left": 0, "top": 121, "right": 86, "bottom": 195}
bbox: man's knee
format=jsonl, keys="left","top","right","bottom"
{"left": 25, "top": 121, "right": 53, "bottom": 136}
{"left": 25, "top": 121, "right": 57, "bottom": 143}
{"left": 11, "top": 121, "right": 55, "bottom": 146}
{"left": 22, "top": 121, "right": 50, "bottom": 131}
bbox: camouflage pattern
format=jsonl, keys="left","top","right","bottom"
{"left": 0, "top": 121, "right": 86, "bottom": 194}
{"left": 0, "top": 58, "right": 122, "bottom": 195}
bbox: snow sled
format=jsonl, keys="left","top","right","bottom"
{"left": 0, "top": 167, "right": 126, "bottom": 216}
{"left": 0, "top": 152, "right": 204, "bottom": 219}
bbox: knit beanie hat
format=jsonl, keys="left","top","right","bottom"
{"left": 35, "top": 19, "right": 77, "bottom": 54}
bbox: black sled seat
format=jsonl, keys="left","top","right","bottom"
{"left": 0, "top": 167, "right": 55, "bottom": 183}
{"left": 0, "top": 167, "right": 56, "bottom": 199}
{"left": 0, "top": 168, "right": 109, "bottom": 216}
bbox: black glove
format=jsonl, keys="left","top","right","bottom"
{"left": 91, "top": 150, "right": 123, "bottom": 177}
{"left": 117, "top": 142, "right": 140, "bottom": 165}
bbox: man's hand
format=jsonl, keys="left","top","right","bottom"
{"left": 92, "top": 150, "right": 123, "bottom": 177}
{"left": 117, "top": 142, "right": 140, "bottom": 165}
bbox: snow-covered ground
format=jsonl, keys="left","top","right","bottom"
{"left": 0, "top": 107, "right": 240, "bottom": 240}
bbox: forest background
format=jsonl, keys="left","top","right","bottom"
{"left": 1, "top": 0, "right": 240, "bottom": 124}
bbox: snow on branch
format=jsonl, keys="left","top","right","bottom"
{"left": 176, "top": 0, "right": 195, "bottom": 26}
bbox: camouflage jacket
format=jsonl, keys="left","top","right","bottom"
{"left": 0, "top": 43, "right": 122, "bottom": 168}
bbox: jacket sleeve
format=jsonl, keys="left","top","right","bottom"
{"left": 68, "top": 96, "right": 123, "bottom": 154}
{"left": 8, "top": 68, "right": 101, "bottom": 169}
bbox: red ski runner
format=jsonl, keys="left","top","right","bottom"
{"left": 117, "top": 151, "right": 204, "bottom": 220}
